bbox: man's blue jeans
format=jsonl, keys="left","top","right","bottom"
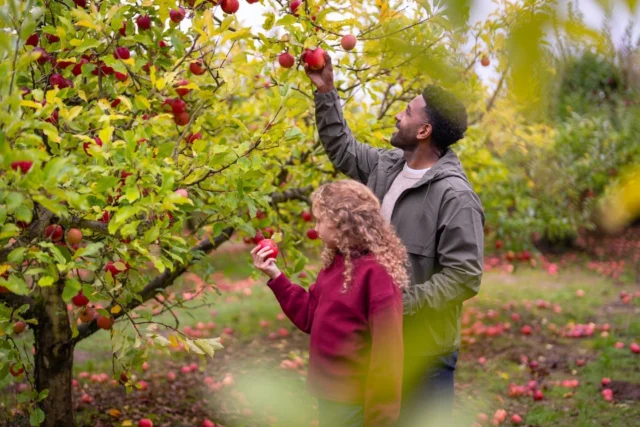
{"left": 398, "top": 351, "right": 459, "bottom": 427}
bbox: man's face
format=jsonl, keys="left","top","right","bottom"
{"left": 390, "top": 95, "right": 431, "bottom": 149}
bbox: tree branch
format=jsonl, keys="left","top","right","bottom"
{"left": 71, "top": 227, "right": 235, "bottom": 345}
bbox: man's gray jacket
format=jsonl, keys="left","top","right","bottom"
{"left": 315, "top": 89, "right": 484, "bottom": 357}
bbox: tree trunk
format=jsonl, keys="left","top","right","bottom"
{"left": 34, "top": 285, "right": 76, "bottom": 427}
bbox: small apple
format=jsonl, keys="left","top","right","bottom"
{"left": 13, "top": 321, "right": 26, "bottom": 334}
{"left": 341, "top": 34, "right": 357, "bottom": 51}
{"left": 11, "top": 161, "right": 33, "bottom": 174}
{"left": 33, "top": 47, "right": 49, "bottom": 64}
{"left": 171, "top": 98, "right": 187, "bottom": 115}
{"left": 174, "top": 79, "right": 190, "bottom": 97}
{"left": 202, "top": 420, "right": 215, "bottom": 427}
{"left": 79, "top": 307, "right": 96, "bottom": 323}
{"left": 97, "top": 315, "right": 114, "bottom": 330}
{"left": 26, "top": 33, "right": 39, "bottom": 47}
{"left": 167, "top": 371, "right": 176, "bottom": 381}
{"left": 630, "top": 342, "right": 640, "bottom": 354}
{"left": 73, "top": 0, "right": 87, "bottom": 8}
{"left": 72, "top": 292, "right": 89, "bottom": 307}
{"left": 259, "top": 320, "right": 269, "bottom": 328}
{"left": 99, "top": 210, "right": 110, "bottom": 223}
{"left": 170, "top": 7, "right": 186, "bottom": 23}
{"left": 221, "top": 0, "right": 240, "bottom": 14}
{"left": 301, "top": 211, "right": 312, "bottom": 222}
{"left": 533, "top": 389, "right": 544, "bottom": 401}
{"left": 510, "top": 414, "right": 523, "bottom": 424}
{"left": 114, "top": 46, "right": 130, "bottom": 60}
{"left": 290, "top": 0, "right": 301, "bottom": 16}
{"left": 174, "top": 112, "right": 190, "bottom": 126}
{"left": 306, "top": 229, "right": 319, "bottom": 240}
{"left": 119, "top": 21, "right": 127, "bottom": 36}
{"left": 142, "top": 361, "right": 149, "bottom": 371}
{"left": 45, "top": 225, "right": 64, "bottom": 242}
{"left": 520, "top": 325, "right": 532, "bottom": 335}
{"left": 72, "top": 58, "right": 88, "bottom": 76}
{"left": 10, "top": 364, "right": 24, "bottom": 377}
{"left": 105, "top": 261, "right": 130, "bottom": 276}
{"left": 67, "top": 228, "right": 83, "bottom": 245}
{"left": 278, "top": 327, "right": 289, "bottom": 337}
{"left": 190, "top": 60, "right": 207, "bottom": 75}
{"left": 601, "top": 377, "right": 611, "bottom": 386}
{"left": 83, "top": 137, "right": 103, "bottom": 156}
{"left": 115, "top": 71, "right": 128, "bottom": 81}
{"left": 46, "top": 33, "right": 60, "bottom": 43}
{"left": 175, "top": 189, "right": 189, "bottom": 198}
{"left": 481, "top": 55, "right": 490, "bottom": 67}
{"left": 138, "top": 419, "right": 153, "bottom": 427}
{"left": 278, "top": 52, "right": 295, "bottom": 68}
{"left": 186, "top": 132, "right": 202, "bottom": 143}
{"left": 257, "top": 239, "right": 278, "bottom": 259}
{"left": 136, "top": 15, "right": 151, "bottom": 31}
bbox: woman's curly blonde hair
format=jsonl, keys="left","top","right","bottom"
{"left": 311, "top": 180, "right": 410, "bottom": 292}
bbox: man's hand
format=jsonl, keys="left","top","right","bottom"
{"left": 304, "top": 52, "right": 334, "bottom": 94}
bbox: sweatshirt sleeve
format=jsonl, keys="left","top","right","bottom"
{"left": 364, "top": 270, "right": 404, "bottom": 427}
{"left": 267, "top": 273, "right": 317, "bottom": 334}
{"left": 315, "top": 89, "right": 387, "bottom": 184}
{"left": 403, "top": 190, "right": 485, "bottom": 315}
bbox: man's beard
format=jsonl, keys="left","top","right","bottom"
{"left": 390, "top": 128, "right": 415, "bottom": 149}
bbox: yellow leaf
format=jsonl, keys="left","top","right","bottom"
{"left": 65, "top": 106, "right": 83, "bottom": 121}
{"left": 99, "top": 126, "right": 113, "bottom": 144}
{"left": 155, "top": 77, "right": 166, "bottom": 90}
{"left": 118, "top": 96, "right": 132, "bottom": 111}
{"left": 69, "top": 39, "right": 82, "bottom": 47}
{"left": 76, "top": 20, "right": 99, "bottom": 30}
{"left": 122, "top": 421, "right": 133, "bottom": 427}
{"left": 78, "top": 90, "right": 87, "bottom": 102}
{"left": 169, "top": 334, "right": 179, "bottom": 348}
{"left": 20, "top": 100, "right": 42, "bottom": 109}
{"left": 0, "top": 264, "right": 9, "bottom": 276}
{"left": 150, "top": 65, "right": 157, "bottom": 87}
{"left": 107, "top": 408, "right": 121, "bottom": 418}
{"left": 135, "top": 95, "right": 151, "bottom": 110}
{"left": 111, "top": 305, "right": 122, "bottom": 314}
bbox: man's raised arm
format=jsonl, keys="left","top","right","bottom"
{"left": 305, "top": 53, "right": 387, "bottom": 184}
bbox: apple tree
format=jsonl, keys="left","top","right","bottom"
{"left": 0, "top": 0, "right": 479, "bottom": 425}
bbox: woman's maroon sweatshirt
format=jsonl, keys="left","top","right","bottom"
{"left": 267, "top": 252, "right": 403, "bottom": 426}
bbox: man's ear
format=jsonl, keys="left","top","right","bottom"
{"left": 417, "top": 123, "right": 432, "bottom": 141}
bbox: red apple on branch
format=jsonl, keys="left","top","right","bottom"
{"left": 341, "top": 34, "right": 357, "bottom": 51}
{"left": 170, "top": 7, "right": 186, "bottom": 23}
{"left": 190, "top": 60, "right": 207, "bottom": 75}
{"left": 136, "top": 15, "right": 151, "bottom": 31}
{"left": 114, "top": 46, "right": 130, "bottom": 60}
{"left": 221, "top": 0, "right": 240, "bottom": 14}
{"left": 45, "top": 225, "right": 64, "bottom": 241}
{"left": 278, "top": 52, "right": 295, "bottom": 68}
{"left": 72, "top": 292, "right": 89, "bottom": 307}
{"left": 11, "top": 161, "right": 33, "bottom": 174}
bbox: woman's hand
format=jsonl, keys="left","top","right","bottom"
{"left": 251, "top": 246, "right": 281, "bottom": 280}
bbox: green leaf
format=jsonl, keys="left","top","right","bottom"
{"left": 94, "top": 176, "right": 120, "bottom": 193}
{"left": 143, "top": 225, "right": 159, "bottom": 245}
{"left": 262, "top": 12, "right": 275, "bottom": 31}
{"left": 7, "top": 247, "right": 27, "bottom": 264}
{"left": 4, "top": 274, "right": 28, "bottom": 295}
{"left": 43, "top": 157, "right": 68, "bottom": 183}
{"left": 15, "top": 205, "right": 33, "bottom": 223}
{"left": 38, "top": 276, "right": 54, "bottom": 287}
{"left": 125, "top": 186, "right": 140, "bottom": 203}
{"left": 62, "top": 278, "right": 81, "bottom": 302}
{"left": 76, "top": 38, "right": 100, "bottom": 52}
{"left": 6, "top": 192, "right": 24, "bottom": 212}
{"left": 0, "top": 224, "right": 20, "bottom": 240}
{"left": 109, "top": 206, "right": 143, "bottom": 234}
{"left": 73, "top": 242, "right": 103, "bottom": 260}
{"left": 275, "top": 15, "right": 296, "bottom": 27}
{"left": 37, "top": 389, "right": 49, "bottom": 402}
{"left": 29, "top": 407, "right": 45, "bottom": 426}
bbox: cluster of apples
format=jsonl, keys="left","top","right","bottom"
{"left": 278, "top": 34, "right": 358, "bottom": 71}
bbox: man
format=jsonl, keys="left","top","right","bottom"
{"left": 305, "top": 54, "right": 484, "bottom": 426}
